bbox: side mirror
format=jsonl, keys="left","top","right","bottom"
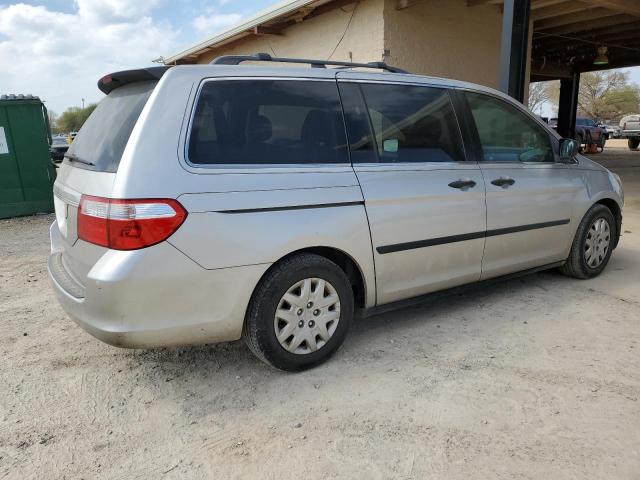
{"left": 559, "top": 138, "right": 579, "bottom": 162}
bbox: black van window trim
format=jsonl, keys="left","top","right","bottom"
{"left": 183, "top": 76, "right": 349, "bottom": 170}
{"left": 338, "top": 80, "right": 471, "bottom": 165}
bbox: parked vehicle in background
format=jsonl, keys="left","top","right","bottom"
{"left": 620, "top": 114, "right": 640, "bottom": 150}
{"left": 67, "top": 131, "right": 78, "bottom": 143}
{"left": 576, "top": 117, "right": 605, "bottom": 150}
{"left": 548, "top": 117, "right": 558, "bottom": 130}
{"left": 599, "top": 123, "right": 621, "bottom": 139}
{"left": 49, "top": 136, "right": 69, "bottom": 163}
{"left": 48, "top": 55, "right": 624, "bottom": 371}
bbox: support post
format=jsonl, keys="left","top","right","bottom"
{"left": 499, "top": 0, "right": 531, "bottom": 103}
{"left": 557, "top": 71, "right": 580, "bottom": 139}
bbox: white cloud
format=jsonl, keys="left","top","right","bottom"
{"left": 75, "top": 0, "right": 162, "bottom": 23}
{"left": 0, "top": 2, "right": 176, "bottom": 113}
{"left": 192, "top": 12, "right": 241, "bottom": 34}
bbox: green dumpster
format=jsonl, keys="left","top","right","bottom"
{"left": 0, "top": 94, "right": 55, "bottom": 219}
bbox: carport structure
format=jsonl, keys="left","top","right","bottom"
{"left": 477, "top": 0, "right": 640, "bottom": 137}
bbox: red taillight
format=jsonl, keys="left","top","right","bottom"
{"left": 78, "top": 195, "right": 187, "bottom": 250}
{"left": 623, "top": 122, "right": 627, "bottom": 130}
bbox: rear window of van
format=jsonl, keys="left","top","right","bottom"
{"left": 187, "top": 80, "right": 349, "bottom": 166}
{"left": 65, "top": 81, "right": 156, "bottom": 172}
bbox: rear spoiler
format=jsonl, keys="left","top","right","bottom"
{"left": 98, "top": 66, "right": 171, "bottom": 94}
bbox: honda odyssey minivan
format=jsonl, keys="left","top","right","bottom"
{"left": 48, "top": 54, "right": 624, "bottom": 371}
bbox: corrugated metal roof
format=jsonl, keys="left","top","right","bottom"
{"left": 162, "top": 0, "right": 339, "bottom": 65}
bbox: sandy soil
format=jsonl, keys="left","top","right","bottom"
{"left": 1, "top": 145, "right": 639, "bottom": 479}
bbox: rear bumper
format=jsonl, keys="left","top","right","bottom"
{"left": 48, "top": 222, "right": 269, "bottom": 348}
{"left": 621, "top": 131, "right": 640, "bottom": 138}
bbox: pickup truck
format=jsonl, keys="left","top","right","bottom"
{"left": 599, "top": 123, "right": 621, "bottom": 139}
{"left": 619, "top": 114, "right": 640, "bottom": 150}
{"left": 575, "top": 117, "right": 606, "bottom": 150}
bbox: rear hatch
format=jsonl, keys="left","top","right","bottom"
{"left": 52, "top": 71, "right": 163, "bottom": 285}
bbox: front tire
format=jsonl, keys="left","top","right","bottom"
{"left": 244, "top": 253, "right": 354, "bottom": 371}
{"left": 560, "top": 204, "right": 616, "bottom": 279}
{"left": 629, "top": 138, "right": 640, "bottom": 151}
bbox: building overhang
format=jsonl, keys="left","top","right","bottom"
{"left": 162, "top": 0, "right": 358, "bottom": 65}
{"left": 465, "top": 0, "right": 640, "bottom": 80}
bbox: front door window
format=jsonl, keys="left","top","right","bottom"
{"left": 464, "top": 92, "right": 554, "bottom": 163}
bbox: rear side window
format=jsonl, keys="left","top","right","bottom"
{"left": 188, "top": 80, "right": 348, "bottom": 165}
{"left": 340, "top": 82, "right": 466, "bottom": 163}
{"left": 67, "top": 81, "right": 156, "bottom": 172}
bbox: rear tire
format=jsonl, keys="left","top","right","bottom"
{"left": 244, "top": 253, "right": 354, "bottom": 371}
{"left": 560, "top": 204, "right": 616, "bottom": 279}
{"left": 629, "top": 138, "right": 640, "bottom": 151}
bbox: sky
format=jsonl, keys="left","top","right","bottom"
{"left": 0, "top": 0, "right": 276, "bottom": 113}
{"left": 0, "top": 0, "right": 639, "bottom": 115}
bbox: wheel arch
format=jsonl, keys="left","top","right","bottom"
{"left": 249, "top": 246, "right": 373, "bottom": 314}
{"left": 594, "top": 197, "right": 622, "bottom": 248}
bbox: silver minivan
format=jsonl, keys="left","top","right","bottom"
{"left": 49, "top": 54, "right": 624, "bottom": 370}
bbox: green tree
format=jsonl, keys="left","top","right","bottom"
{"left": 56, "top": 103, "right": 97, "bottom": 133}
{"left": 578, "top": 71, "right": 639, "bottom": 120}
{"left": 549, "top": 70, "right": 640, "bottom": 121}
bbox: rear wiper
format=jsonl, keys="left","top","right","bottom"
{"left": 64, "top": 153, "right": 95, "bottom": 166}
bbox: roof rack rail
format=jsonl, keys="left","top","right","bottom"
{"left": 210, "top": 52, "right": 409, "bottom": 74}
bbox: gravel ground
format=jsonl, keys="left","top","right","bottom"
{"left": 1, "top": 142, "right": 639, "bottom": 479}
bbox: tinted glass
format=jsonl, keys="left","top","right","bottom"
{"left": 188, "top": 80, "right": 348, "bottom": 165}
{"left": 465, "top": 92, "right": 554, "bottom": 163}
{"left": 67, "top": 80, "right": 156, "bottom": 172}
{"left": 338, "top": 83, "right": 377, "bottom": 163}
{"left": 351, "top": 83, "right": 465, "bottom": 163}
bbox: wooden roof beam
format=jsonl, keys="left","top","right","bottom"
{"left": 466, "top": 0, "right": 502, "bottom": 7}
{"left": 532, "top": 1, "right": 593, "bottom": 20}
{"left": 533, "top": 19, "right": 640, "bottom": 47}
{"left": 580, "top": 0, "right": 640, "bottom": 16}
{"left": 539, "top": 13, "right": 638, "bottom": 34}
{"left": 531, "top": 0, "right": 572, "bottom": 10}
{"left": 535, "top": 7, "right": 618, "bottom": 29}
{"left": 252, "top": 25, "right": 285, "bottom": 35}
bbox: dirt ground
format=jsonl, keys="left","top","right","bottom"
{"left": 1, "top": 141, "right": 639, "bottom": 479}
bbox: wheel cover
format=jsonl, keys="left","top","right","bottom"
{"left": 584, "top": 217, "right": 611, "bottom": 268}
{"left": 274, "top": 278, "right": 341, "bottom": 355}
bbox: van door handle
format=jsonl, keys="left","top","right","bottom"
{"left": 491, "top": 177, "right": 515, "bottom": 188}
{"left": 448, "top": 179, "right": 477, "bottom": 190}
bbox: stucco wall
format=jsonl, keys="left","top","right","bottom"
{"left": 383, "top": 0, "right": 502, "bottom": 88}
{"left": 196, "top": 0, "right": 385, "bottom": 65}
{"left": 192, "top": 0, "right": 532, "bottom": 98}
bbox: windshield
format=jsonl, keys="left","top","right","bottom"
{"left": 66, "top": 80, "right": 157, "bottom": 172}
